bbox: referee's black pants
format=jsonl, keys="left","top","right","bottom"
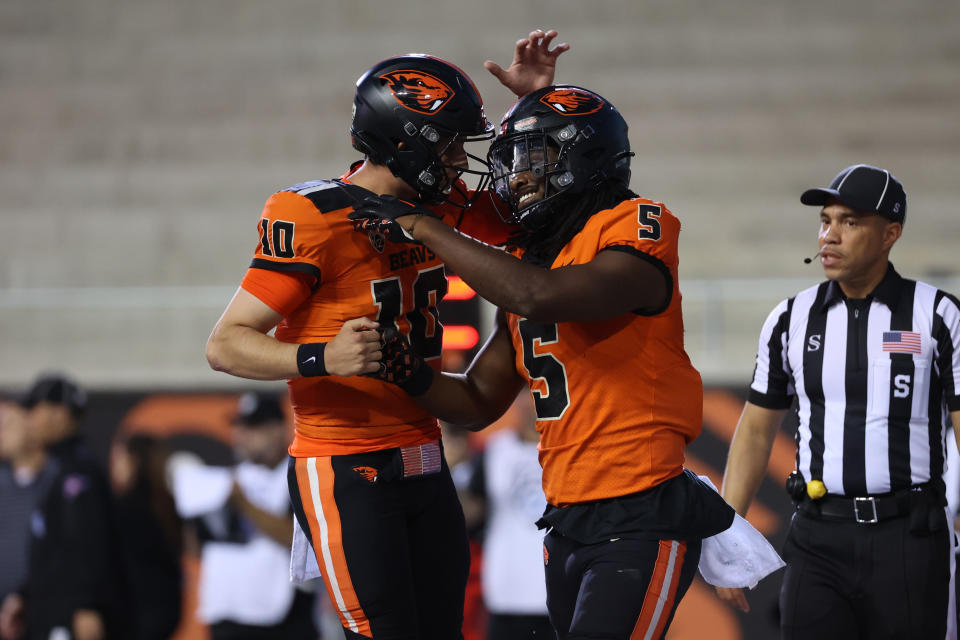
{"left": 779, "top": 508, "right": 954, "bottom": 639}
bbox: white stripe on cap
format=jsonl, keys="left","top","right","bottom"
{"left": 835, "top": 164, "right": 866, "bottom": 191}
{"left": 876, "top": 170, "right": 890, "bottom": 211}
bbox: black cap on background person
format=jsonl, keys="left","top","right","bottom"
{"left": 800, "top": 163, "right": 906, "bottom": 224}
{"left": 18, "top": 372, "right": 88, "bottom": 419}
{"left": 231, "top": 391, "right": 285, "bottom": 427}
{"left": 230, "top": 392, "right": 289, "bottom": 467}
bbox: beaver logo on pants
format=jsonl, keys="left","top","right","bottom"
{"left": 353, "top": 466, "right": 379, "bottom": 483}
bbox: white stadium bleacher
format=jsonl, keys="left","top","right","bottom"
{"left": 1, "top": 0, "right": 958, "bottom": 387}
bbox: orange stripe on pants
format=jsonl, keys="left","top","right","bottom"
{"left": 630, "top": 540, "right": 687, "bottom": 640}
{"left": 295, "top": 457, "right": 372, "bottom": 637}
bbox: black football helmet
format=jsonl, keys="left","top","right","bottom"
{"left": 351, "top": 54, "right": 494, "bottom": 206}
{"left": 487, "top": 85, "right": 633, "bottom": 230}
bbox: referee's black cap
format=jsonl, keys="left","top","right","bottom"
{"left": 801, "top": 164, "right": 906, "bottom": 225}
{"left": 18, "top": 373, "right": 87, "bottom": 418}
{"left": 231, "top": 391, "right": 285, "bottom": 428}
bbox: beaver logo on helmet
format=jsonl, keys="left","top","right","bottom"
{"left": 380, "top": 70, "right": 454, "bottom": 115}
{"left": 539, "top": 89, "right": 604, "bottom": 116}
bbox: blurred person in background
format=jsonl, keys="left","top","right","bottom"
{"left": 204, "top": 31, "right": 567, "bottom": 640}
{"left": 110, "top": 433, "right": 184, "bottom": 640}
{"left": 439, "top": 421, "right": 486, "bottom": 640}
{"left": 171, "top": 391, "right": 318, "bottom": 640}
{"left": 464, "top": 394, "right": 552, "bottom": 640}
{"left": 0, "top": 400, "right": 56, "bottom": 630}
{"left": 0, "top": 373, "right": 123, "bottom": 640}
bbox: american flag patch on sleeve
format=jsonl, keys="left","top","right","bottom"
{"left": 882, "top": 331, "right": 922, "bottom": 354}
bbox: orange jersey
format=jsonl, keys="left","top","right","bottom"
{"left": 506, "top": 198, "right": 703, "bottom": 506}
{"left": 240, "top": 169, "right": 512, "bottom": 457}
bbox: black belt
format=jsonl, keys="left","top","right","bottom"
{"left": 799, "top": 485, "right": 931, "bottom": 524}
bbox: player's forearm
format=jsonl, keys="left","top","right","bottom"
{"left": 407, "top": 313, "right": 524, "bottom": 429}
{"left": 206, "top": 323, "right": 300, "bottom": 380}
{"left": 411, "top": 217, "right": 556, "bottom": 319}
{"left": 415, "top": 372, "right": 514, "bottom": 431}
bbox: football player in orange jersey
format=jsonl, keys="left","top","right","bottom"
{"left": 350, "top": 86, "right": 736, "bottom": 640}
{"left": 204, "top": 32, "right": 567, "bottom": 640}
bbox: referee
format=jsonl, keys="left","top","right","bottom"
{"left": 715, "top": 164, "right": 960, "bottom": 639}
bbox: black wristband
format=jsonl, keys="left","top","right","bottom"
{"left": 400, "top": 363, "right": 434, "bottom": 397}
{"left": 297, "top": 342, "right": 328, "bottom": 377}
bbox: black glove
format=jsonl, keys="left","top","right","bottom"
{"left": 349, "top": 195, "right": 439, "bottom": 244}
{"left": 369, "top": 326, "right": 434, "bottom": 396}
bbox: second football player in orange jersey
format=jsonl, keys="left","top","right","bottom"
{"left": 206, "top": 33, "right": 568, "bottom": 640}
{"left": 351, "top": 85, "right": 735, "bottom": 640}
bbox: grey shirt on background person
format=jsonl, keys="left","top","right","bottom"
{"left": 0, "top": 461, "right": 56, "bottom": 601}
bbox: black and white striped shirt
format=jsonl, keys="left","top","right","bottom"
{"left": 749, "top": 264, "right": 960, "bottom": 496}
